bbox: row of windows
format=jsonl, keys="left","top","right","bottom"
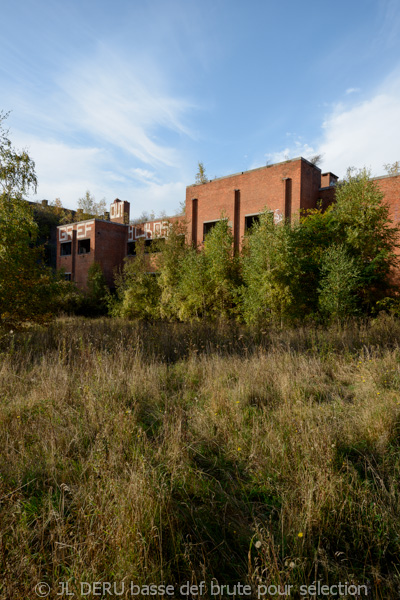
{"left": 203, "top": 214, "right": 260, "bottom": 238}
{"left": 127, "top": 237, "right": 166, "bottom": 256}
{"left": 59, "top": 218, "right": 260, "bottom": 257}
{"left": 60, "top": 239, "right": 91, "bottom": 256}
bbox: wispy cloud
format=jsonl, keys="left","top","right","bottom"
{"left": 16, "top": 135, "right": 186, "bottom": 218}
{"left": 12, "top": 135, "right": 112, "bottom": 204}
{"left": 7, "top": 41, "right": 196, "bottom": 213}
{"left": 317, "top": 72, "right": 400, "bottom": 177}
{"left": 130, "top": 168, "right": 158, "bottom": 183}
{"left": 345, "top": 87, "right": 360, "bottom": 95}
{"left": 56, "top": 45, "right": 194, "bottom": 168}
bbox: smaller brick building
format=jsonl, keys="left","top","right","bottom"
{"left": 57, "top": 199, "right": 182, "bottom": 289}
{"left": 57, "top": 157, "right": 400, "bottom": 290}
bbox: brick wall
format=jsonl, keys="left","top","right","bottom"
{"left": 185, "top": 158, "right": 322, "bottom": 246}
{"left": 57, "top": 220, "right": 96, "bottom": 289}
{"left": 57, "top": 220, "right": 127, "bottom": 290}
{"left": 375, "top": 175, "right": 400, "bottom": 226}
{"left": 56, "top": 162, "right": 400, "bottom": 291}
{"left": 94, "top": 221, "right": 128, "bottom": 287}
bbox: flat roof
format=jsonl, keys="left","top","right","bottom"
{"left": 187, "top": 156, "right": 321, "bottom": 188}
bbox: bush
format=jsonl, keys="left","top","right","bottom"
{"left": 111, "top": 239, "right": 161, "bottom": 320}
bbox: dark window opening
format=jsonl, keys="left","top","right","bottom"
{"left": 127, "top": 241, "right": 136, "bottom": 256}
{"left": 64, "top": 273, "right": 72, "bottom": 281}
{"left": 128, "top": 238, "right": 167, "bottom": 255}
{"left": 60, "top": 241, "right": 72, "bottom": 256}
{"left": 203, "top": 220, "right": 219, "bottom": 239}
{"left": 245, "top": 214, "right": 260, "bottom": 232}
{"left": 78, "top": 239, "right": 91, "bottom": 254}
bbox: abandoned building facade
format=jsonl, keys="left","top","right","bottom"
{"left": 56, "top": 157, "right": 400, "bottom": 290}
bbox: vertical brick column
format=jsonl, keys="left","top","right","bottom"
{"left": 191, "top": 198, "right": 198, "bottom": 246}
{"left": 234, "top": 189, "right": 241, "bottom": 254}
{"left": 71, "top": 228, "right": 77, "bottom": 281}
{"left": 284, "top": 178, "right": 292, "bottom": 222}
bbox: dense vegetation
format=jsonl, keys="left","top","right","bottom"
{"left": 110, "top": 168, "right": 400, "bottom": 326}
{"left": 1, "top": 317, "right": 400, "bottom": 598}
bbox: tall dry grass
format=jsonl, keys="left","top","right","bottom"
{"left": 0, "top": 316, "right": 400, "bottom": 598}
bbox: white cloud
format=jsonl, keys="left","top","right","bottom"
{"left": 265, "top": 142, "right": 316, "bottom": 165}
{"left": 130, "top": 168, "right": 158, "bottom": 183}
{"left": 12, "top": 135, "right": 109, "bottom": 205}
{"left": 345, "top": 87, "right": 360, "bottom": 95}
{"left": 257, "top": 72, "right": 400, "bottom": 180}
{"left": 12, "top": 134, "right": 185, "bottom": 218}
{"left": 129, "top": 180, "right": 186, "bottom": 219}
{"left": 56, "top": 46, "right": 194, "bottom": 168}
{"left": 6, "top": 43, "right": 196, "bottom": 215}
{"left": 248, "top": 141, "right": 317, "bottom": 171}
{"left": 317, "top": 75, "right": 400, "bottom": 177}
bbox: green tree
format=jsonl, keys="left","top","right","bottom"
{"left": 168, "top": 218, "right": 240, "bottom": 321}
{"left": 383, "top": 161, "right": 400, "bottom": 176}
{"left": 290, "top": 206, "right": 334, "bottom": 317}
{"left": 84, "top": 262, "right": 109, "bottom": 316}
{"left": 203, "top": 218, "right": 240, "bottom": 319}
{"left": 241, "top": 211, "right": 297, "bottom": 326}
{"left": 33, "top": 199, "right": 74, "bottom": 268}
{"left": 157, "top": 221, "right": 188, "bottom": 319}
{"left": 175, "top": 245, "right": 209, "bottom": 320}
{"left": 318, "top": 244, "right": 361, "bottom": 322}
{"left": 76, "top": 190, "right": 107, "bottom": 221}
{"left": 195, "top": 161, "right": 208, "bottom": 184}
{"left": 328, "top": 168, "right": 399, "bottom": 309}
{"left": 111, "top": 239, "right": 160, "bottom": 320}
{"left": 0, "top": 112, "right": 56, "bottom": 326}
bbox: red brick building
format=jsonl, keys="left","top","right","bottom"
{"left": 57, "top": 157, "right": 400, "bottom": 289}
{"left": 57, "top": 199, "right": 182, "bottom": 289}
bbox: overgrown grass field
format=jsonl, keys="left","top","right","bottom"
{"left": 1, "top": 317, "right": 400, "bottom": 599}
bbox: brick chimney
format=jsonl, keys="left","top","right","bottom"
{"left": 321, "top": 172, "right": 338, "bottom": 188}
{"left": 110, "top": 199, "right": 130, "bottom": 224}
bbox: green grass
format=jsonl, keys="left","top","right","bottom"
{"left": 1, "top": 315, "right": 400, "bottom": 598}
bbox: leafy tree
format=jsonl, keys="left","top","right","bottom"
{"left": 383, "top": 161, "right": 400, "bottom": 176}
{"left": 0, "top": 112, "right": 37, "bottom": 201}
{"left": 163, "top": 218, "right": 240, "bottom": 321}
{"left": 318, "top": 244, "right": 361, "bottom": 321}
{"left": 84, "top": 262, "right": 109, "bottom": 316}
{"left": 195, "top": 161, "right": 208, "bottom": 184}
{"left": 76, "top": 190, "right": 107, "bottom": 221}
{"left": 241, "top": 211, "right": 297, "bottom": 326}
{"left": 33, "top": 199, "right": 74, "bottom": 268}
{"left": 328, "top": 168, "right": 399, "bottom": 309}
{"left": 203, "top": 218, "right": 241, "bottom": 319}
{"left": 290, "top": 206, "right": 334, "bottom": 316}
{"left": 0, "top": 112, "right": 57, "bottom": 326}
{"left": 157, "top": 221, "right": 188, "bottom": 319}
{"left": 111, "top": 239, "right": 160, "bottom": 320}
{"left": 174, "top": 245, "right": 209, "bottom": 320}
{"left": 308, "top": 154, "right": 323, "bottom": 166}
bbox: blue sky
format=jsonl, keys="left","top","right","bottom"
{"left": 1, "top": 0, "right": 400, "bottom": 218}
